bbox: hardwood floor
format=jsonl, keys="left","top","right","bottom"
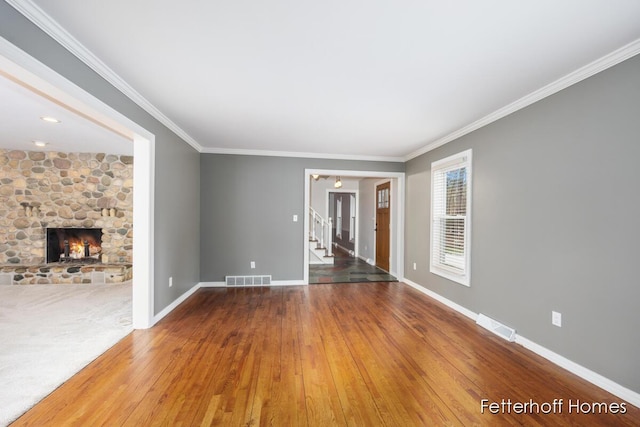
{"left": 13, "top": 283, "right": 640, "bottom": 426}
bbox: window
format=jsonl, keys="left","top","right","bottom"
{"left": 430, "top": 149, "right": 472, "bottom": 286}
{"left": 377, "top": 187, "right": 389, "bottom": 208}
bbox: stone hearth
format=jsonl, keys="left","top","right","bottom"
{"left": 0, "top": 263, "right": 132, "bottom": 285}
{"left": 0, "top": 149, "right": 133, "bottom": 284}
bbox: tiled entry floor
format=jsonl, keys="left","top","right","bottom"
{"left": 309, "top": 250, "right": 397, "bottom": 284}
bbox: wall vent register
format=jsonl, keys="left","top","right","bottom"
{"left": 225, "top": 275, "right": 272, "bottom": 286}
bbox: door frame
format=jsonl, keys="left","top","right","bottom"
{"left": 0, "top": 37, "right": 156, "bottom": 329}
{"left": 373, "top": 178, "right": 392, "bottom": 272}
{"left": 304, "top": 169, "right": 405, "bottom": 284}
{"left": 327, "top": 189, "right": 359, "bottom": 258}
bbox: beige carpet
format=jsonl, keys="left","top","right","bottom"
{"left": 0, "top": 282, "right": 132, "bottom": 426}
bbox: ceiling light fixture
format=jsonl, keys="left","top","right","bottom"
{"left": 40, "top": 116, "right": 61, "bottom": 123}
{"left": 334, "top": 176, "right": 342, "bottom": 188}
{"left": 33, "top": 141, "right": 48, "bottom": 148}
{"left": 312, "top": 174, "right": 320, "bottom": 180}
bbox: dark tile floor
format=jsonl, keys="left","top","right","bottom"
{"left": 309, "top": 249, "right": 397, "bottom": 284}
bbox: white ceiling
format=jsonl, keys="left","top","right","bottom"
{"left": 0, "top": 72, "right": 133, "bottom": 155}
{"left": 13, "top": 0, "right": 640, "bottom": 160}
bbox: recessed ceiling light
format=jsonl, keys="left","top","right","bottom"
{"left": 40, "top": 116, "right": 61, "bottom": 123}
{"left": 33, "top": 141, "right": 48, "bottom": 147}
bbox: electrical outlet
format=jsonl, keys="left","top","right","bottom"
{"left": 413, "top": 262, "right": 417, "bottom": 270}
{"left": 169, "top": 276, "right": 173, "bottom": 287}
{"left": 552, "top": 311, "right": 562, "bottom": 327}
{"left": 250, "top": 261, "right": 256, "bottom": 269}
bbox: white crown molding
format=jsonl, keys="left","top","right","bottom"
{"left": 6, "top": 0, "right": 203, "bottom": 153}
{"left": 405, "top": 37, "right": 640, "bottom": 161}
{"left": 7, "top": 0, "right": 403, "bottom": 163}
{"left": 201, "top": 146, "right": 405, "bottom": 162}
{"left": 10, "top": 0, "right": 640, "bottom": 162}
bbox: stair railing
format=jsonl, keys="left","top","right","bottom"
{"left": 309, "top": 207, "right": 333, "bottom": 257}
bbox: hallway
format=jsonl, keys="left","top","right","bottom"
{"left": 309, "top": 248, "right": 397, "bottom": 284}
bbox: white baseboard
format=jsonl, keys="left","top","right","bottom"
{"left": 152, "top": 282, "right": 200, "bottom": 325}
{"left": 403, "top": 278, "right": 478, "bottom": 321}
{"left": 357, "top": 255, "right": 375, "bottom": 265}
{"left": 154, "top": 279, "right": 306, "bottom": 324}
{"left": 199, "top": 281, "right": 226, "bottom": 287}
{"left": 334, "top": 243, "right": 354, "bottom": 255}
{"left": 401, "top": 278, "right": 640, "bottom": 408}
{"left": 272, "top": 280, "right": 306, "bottom": 286}
{"left": 515, "top": 335, "right": 640, "bottom": 408}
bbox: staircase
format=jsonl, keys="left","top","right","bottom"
{"left": 309, "top": 208, "right": 334, "bottom": 265}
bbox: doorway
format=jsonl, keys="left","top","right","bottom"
{"left": 0, "top": 38, "right": 155, "bottom": 328}
{"left": 304, "top": 169, "right": 405, "bottom": 285}
{"left": 329, "top": 191, "right": 357, "bottom": 256}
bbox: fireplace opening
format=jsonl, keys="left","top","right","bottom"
{"left": 46, "top": 228, "right": 102, "bottom": 263}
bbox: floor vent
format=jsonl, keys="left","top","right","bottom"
{"left": 476, "top": 313, "right": 516, "bottom": 342}
{"left": 225, "top": 275, "right": 272, "bottom": 286}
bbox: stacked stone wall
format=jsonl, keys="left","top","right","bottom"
{"left": 0, "top": 149, "right": 133, "bottom": 267}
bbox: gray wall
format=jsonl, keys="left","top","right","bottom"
{"left": 0, "top": 3, "right": 201, "bottom": 315}
{"left": 200, "top": 154, "right": 404, "bottom": 281}
{"left": 405, "top": 54, "right": 640, "bottom": 393}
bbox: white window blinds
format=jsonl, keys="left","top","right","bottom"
{"left": 430, "top": 149, "right": 472, "bottom": 286}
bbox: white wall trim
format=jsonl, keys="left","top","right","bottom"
{"left": 152, "top": 282, "right": 200, "bottom": 325}
{"left": 405, "top": 38, "right": 640, "bottom": 161}
{"left": 132, "top": 134, "right": 155, "bottom": 328}
{"left": 155, "top": 279, "right": 308, "bottom": 323}
{"left": 202, "top": 147, "right": 404, "bottom": 162}
{"left": 272, "top": 280, "right": 306, "bottom": 286}
{"left": 8, "top": 0, "right": 640, "bottom": 162}
{"left": 403, "top": 278, "right": 478, "bottom": 321}
{"left": 402, "top": 278, "right": 640, "bottom": 408}
{"left": 327, "top": 189, "right": 359, "bottom": 259}
{"left": 303, "top": 172, "right": 312, "bottom": 284}
{"left": 515, "top": 335, "right": 640, "bottom": 408}
{"left": 6, "top": 0, "right": 404, "bottom": 164}
{"left": 6, "top": 0, "right": 203, "bottom": 153}
{"left": 199, "top": 282, "right": 227, "bottom": 288}
{"left": 358, "top": 255, "right": 375, "bottom": 265}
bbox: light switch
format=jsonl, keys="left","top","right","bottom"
{"left": 552, "top": 311, "right": 562, "bottom": 327}
{"left": 293, "top": 214, "right": 298, "bottom": 222}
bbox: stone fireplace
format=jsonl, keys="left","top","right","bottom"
{"left": 0, "top": 149, "right": 133, "bottom": 284}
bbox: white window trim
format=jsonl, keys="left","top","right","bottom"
{"left": 430, "top": 149, "right": 472, "bottom": 287}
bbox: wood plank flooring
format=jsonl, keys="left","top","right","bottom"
{"left": 12, "top": 283, "right": 640, "bottom": 426}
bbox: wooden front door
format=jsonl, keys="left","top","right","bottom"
{"left": 375, "top": 182, "right": 391, "bottom": 272}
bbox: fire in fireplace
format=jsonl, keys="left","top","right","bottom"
{"left": 46, "top": 228, "right": 102, "bottom": 263}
